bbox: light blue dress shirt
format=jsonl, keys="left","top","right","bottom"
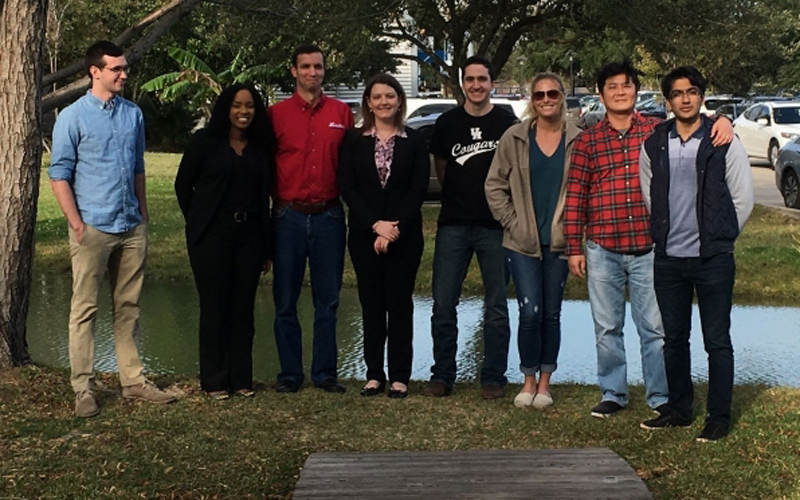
{"left": 48, "top": 91, "right": 145, "bottom": 234}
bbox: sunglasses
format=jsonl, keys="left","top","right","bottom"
{"left": 532, "top": 89, "right": 562, "bottom": 101}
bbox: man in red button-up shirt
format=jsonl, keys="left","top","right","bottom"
{"left": 268, "top": 45, "right": 354, "bottom": 394}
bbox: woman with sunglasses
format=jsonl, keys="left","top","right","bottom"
{"left": 338, "top": 74, "right": 429, "bottom": 399}
{"left": 485, "top": 73, "right": 582, "bottom": 408}
{"left": 175, "top": 83, "right": 274, "bottom": 400}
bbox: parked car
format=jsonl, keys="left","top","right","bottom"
{"left": 580, "top": 95, "right": 599, "bottom": 116}
{"left": 406, "top": 113, "right": 442, "bottom": 199}
{"left": 405, "top": 98, "right": 457, "bottom": 120}
{"left": 405, "top": 97, "right": 530, "bottom": 121}
{"left": 340, "top": 98, "right": 364, "bottom": 127}
{"left": 637, "top": 91, "right": 660, "bottom": 105}
{"left": 702, "top": 95, "right": 744, "bottom": 117}
{"left": 775, "top": 136, "right": 800, "bottom": 208}
{"left": 565, "top": 96, "right": 582, "bottom": 123}
{"left": 579, "top": 101, "right": 605, "bottom": 129}
{"left": 636, "top": 96, "right": 667, "bottom": 120}
{"left": 714, "top": 102, "right": 750, "bottom": 121}
{"left": 733, "top": 102, "right": 800, "bottom": 167}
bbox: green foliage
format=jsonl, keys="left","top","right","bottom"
{"left": 589, "top": 0, "right": 796, "bottom": 95}
{"left": 140, "top": 47, "right": 222, "bottom": 118}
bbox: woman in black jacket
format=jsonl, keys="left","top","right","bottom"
{"left": 338, "top": 74, "right": 429, "bottom": 398}
{"left": 175, "top": 83, "right": 274, "bottom": 399}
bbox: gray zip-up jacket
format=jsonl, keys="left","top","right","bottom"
{"left": 485, "top": 118, "right": 582, "bottom": 257}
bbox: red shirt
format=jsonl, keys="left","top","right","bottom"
{"left": 269, "top": 92, "right": 354, "bottom": 202}
{"left": 563, "top": 112, "right": 660, "bottom": 255}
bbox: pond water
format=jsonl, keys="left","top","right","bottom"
{"left": 26, "top": 275, "right": 800, "bottom": 387}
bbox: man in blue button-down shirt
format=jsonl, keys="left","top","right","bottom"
{"left": 49, "top": 40, "right": 175, "bottom": 417}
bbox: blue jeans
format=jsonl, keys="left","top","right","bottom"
{"left": 585, "top": 240, "right": 668, "bottom": 409}
{"left": 272, "top": 205, "right": 346, "bottom": 386}
{"left": 655, "top": 253, "right": 735, "bottom": 427}
{"left": 506, "top": 247, "right": 569, "bottom": 375}
{"left": 430, "top": 225, "right": 510, "bottom": 388}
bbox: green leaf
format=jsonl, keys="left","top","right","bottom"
{"left": 140, "top": 72, "right": 182, "bottom": 92}
{"left": 167, "top": 47, "right": 218, "bottom": 81}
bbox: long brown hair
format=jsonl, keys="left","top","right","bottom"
{"left": 360, "top": 73, "right": 407, "bottom": 131}
{"left": 524, "top": 72, "right": 567, "bottom": 127}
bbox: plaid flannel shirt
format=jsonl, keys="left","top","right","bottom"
{"left": 563, "top": 112, "right": 660, "bottom": 255}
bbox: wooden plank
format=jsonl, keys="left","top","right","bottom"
{"left": 293, "top": 448, "right": 652, "bottom": 499}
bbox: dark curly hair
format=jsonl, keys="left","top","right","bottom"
{"left": 207, "top": 83, "right": 274, "bottom": 153}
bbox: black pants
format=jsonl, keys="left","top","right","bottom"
{"left": 654, "top": 253, "right": 735, "bottom": 427}
{"left": 348, "top": 228, "right": 423, "bottom": 385}
{"left": 188, "top": 213, "right": 264, "bottom": 392}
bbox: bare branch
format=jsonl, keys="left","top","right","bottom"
{"left": 42, "top": 0, "right": 199, "bottom": 87}
{"left": 380, "top": 27, "right": 450, "bottom": 70}
{"left": 42, "top": 0, "right": 203, "bottom": 112}
{"left": 490, "top": 5, "right": 567, "bottom": 74}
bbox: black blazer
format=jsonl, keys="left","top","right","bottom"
{"left": 174, "top": 129, "right": 272, "bottom": 255}
{"left": 338, "top": 126, "right": 429, "bottom": 238}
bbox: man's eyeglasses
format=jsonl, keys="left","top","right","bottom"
{"left": 532, "top": 89, "right": 562, "bottom": 101}
{"left": 668, "top": 87, "right": 701, "bottom": 100}
{"left": 103, "top": 65, "right": 130, "bottom": 75}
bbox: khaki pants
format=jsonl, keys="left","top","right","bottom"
{"left": 68, "top": 223, "right": 147, "bottom": 392}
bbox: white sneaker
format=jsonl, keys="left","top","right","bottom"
{"left": 531, "top": 392, "right": 554, "bottom": 409}
{"left": 122, "top": 380, "right": 176, "bottom": 404}
{"left": 513, "top": 391, "right": 535, "bottom": 408}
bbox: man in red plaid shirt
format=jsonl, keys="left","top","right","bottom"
{"left": 563, "top": 60, "right": 732, "bottom": 420}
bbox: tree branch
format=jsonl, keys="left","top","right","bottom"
{"left": 380, "top": 27, "right": 449, "bottom": 70}
{"left": 42, "top": 0, "right": 203, "bottom": 112}
{"left": 42, "top": 0, "right": 199, "bottom": 88}
{"left": 490, "top": 5, "right": 567, "bottom": 76}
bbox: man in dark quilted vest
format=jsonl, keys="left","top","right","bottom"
{"left": 638, "top": 66, "right": 753, "bottom": 442}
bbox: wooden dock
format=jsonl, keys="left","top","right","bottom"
{"left": 293, "top": 448, "right": 652, "bottom": 499}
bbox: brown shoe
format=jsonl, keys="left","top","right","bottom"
{"left": 422, "top": 381, "right": 452, "bottom": 397}
{"left": 75, "top": 389, "right": 100, "bottom": 418}
{"left": 122, "top": 380, "right": 176, "bottom": 404}
{"left": 481, "top": 385, "right": 504, "bottom": 400}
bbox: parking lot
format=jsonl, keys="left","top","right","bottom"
{"left": 750, "top": 162, "right": 800, "bottom": 215}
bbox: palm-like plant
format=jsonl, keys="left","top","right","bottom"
{"left": 141, "top": 47, "right": 279, "bottom": 118}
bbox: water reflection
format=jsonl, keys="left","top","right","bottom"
{"left": 27, "top": 275, "right": 800, "bottom": 387}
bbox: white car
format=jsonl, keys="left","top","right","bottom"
{"left": 733, "top": 101, "right": 800, "bottom": 167}
{"left": 404, "top": 97, "right": 530, "bottom": 120}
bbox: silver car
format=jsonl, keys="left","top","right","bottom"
{"left": 775, "top": 136, "right": 800, "bottom": 208}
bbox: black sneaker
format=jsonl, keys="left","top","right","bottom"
{"left": 640, "top": 412, "right": 692, "bottom": 430}
{"left": 590, "top": 400, "right": 625, "bottom": 418}
{"left": 653, "top": 403, "right": 671, "bottom": 416}
{"left": 276, "top": 380, "right": 300, "bottom": 393}
{"left": 697, "top": 421, "right": 729, "bottom": 442}
{"left": 317, "top": 379, "right": 346, "bottom": 394}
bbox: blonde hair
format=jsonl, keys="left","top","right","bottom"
{"left": 524, "top": 72, "right": 567, "bottom": 128}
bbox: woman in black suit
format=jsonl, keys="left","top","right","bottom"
{"left": 175, "top": 83, "right": 273, "bottom": 400}
{"left": 339, "top": 74, "right": 429, "bottom": 398}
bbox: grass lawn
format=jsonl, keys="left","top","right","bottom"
{"left": 2, "top": 366, "right": 800, "bottom": 499}
{"left": 35, "top": 152, "right": 800, "bottom": 301}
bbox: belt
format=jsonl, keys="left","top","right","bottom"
{"left": 275, "top": 198, "right": 341, "bottom": 215}
{"left": 230, "top": 211, "right": 259, "bottom": 222}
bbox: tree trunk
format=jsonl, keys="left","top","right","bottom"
{"left": 0, "top": 0, "right": 47, "bottom": 368}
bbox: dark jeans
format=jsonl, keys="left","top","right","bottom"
{"left": 506, "top": 246, "right": 569, "bottom": 375}
{"left": 430, "top": 225, "right": 510, "bottom": 388}
{"left": 349, "top": 228, "right": 423, "bottom": 386}
{"left": 654, "top": 253, "right": 735, "bottom": 427}
{"left": 272, "top": 205, "right": 346, "bottom": 386}
{"left": 188, "top": 213, "right": 264, "bottom": 392}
